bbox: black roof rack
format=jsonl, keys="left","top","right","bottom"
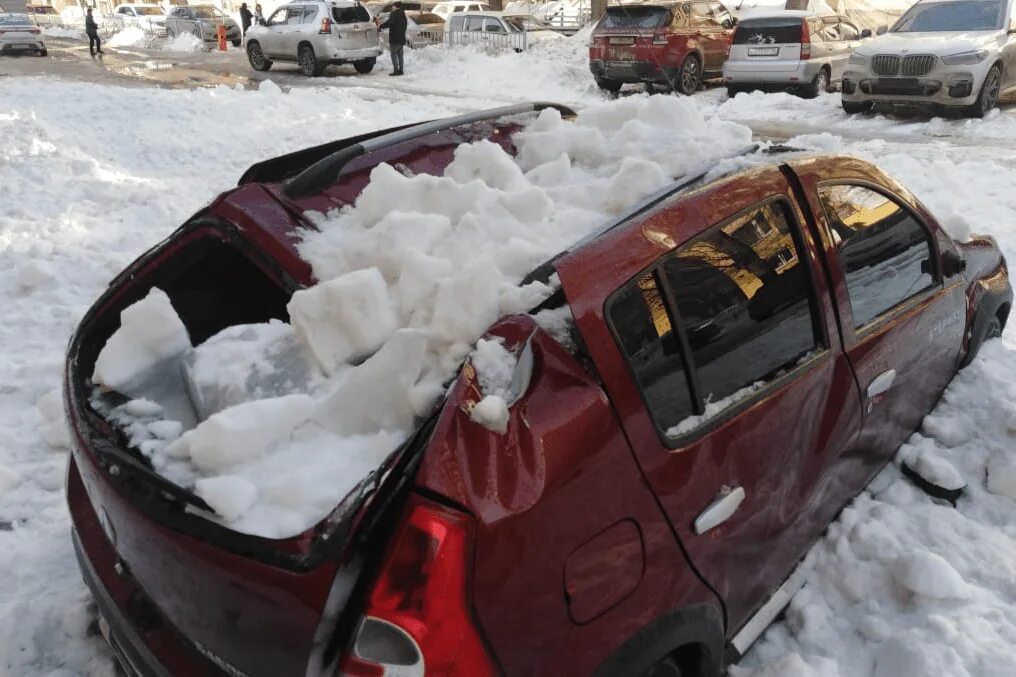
{"left": 283, "top": 101, "right": 576, "bottom": 199}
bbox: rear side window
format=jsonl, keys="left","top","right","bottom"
{"left": 600, "top": 6, "right": 671, "bottom": 29}
{"left": 733, "top": 18, "right": 803, "bottom": 44}
{"left": 333, "top": 4, "right": 371, "bottom": 22}
{"left": 609, "top": 200, "right": 821, "bottom": 437}
{"left": 818, "top": 185, "right": 935, "bottom": 329}
{"left": 302, "top": 5, "right": 319, "bottom": 23}
{"left": 448, "top": 14, "right": 464, "bottom": 30}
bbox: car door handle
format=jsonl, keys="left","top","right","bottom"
{"left": 694, "top": 485, "right": 745, "bottom": 535}
{"left": 867, "top": 369, "right": 896, "bottom": 399}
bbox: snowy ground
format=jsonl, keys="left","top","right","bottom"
{"left": 4, "top": 35, "right": 1016, "bottom": 677}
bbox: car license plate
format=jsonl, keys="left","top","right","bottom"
{"left": 608, "top": 36, "right": 634, "bottom": 45}
{"left": 609, "top": 47, "right": 634, "bottom": 61}
{"left": 748, "top": 47, "right": 779, "bottom": 56}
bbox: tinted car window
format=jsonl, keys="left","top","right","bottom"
{"left": 267, "top": 7, "right": 287, "bottom": 24}
{"left": 465, "top": 15, "right": 484, "bottom": 30}
{"left": 819, "top": 185, "right": 934, "bottom": 329}
{"left": 663, "top": 200, "right": 819, "bottom": 408}
{"left": 302, "top": 5, "right": 319, "bottom": 22}
{"left": 600, "top": 6, "right": 671, "bottom": 29}
{"left": 733, "top": 18, "right": 802, "bottom": 44}
{"left": 690, "top": 2, "right": 719, "bottom": 26}
{"left": 484, "top": 17, "right": 505, "bottom": 32}
{"left": 608, "top": 272, "right": 696, "bottom": 433}
{"left": 333, "top": 5, "right": 370, "bottom": 23}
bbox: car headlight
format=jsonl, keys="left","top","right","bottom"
{"left": 847, "top": 51, "right": 870, "bottom": 65}
{"left": 941, "top": 49, "right": 989, "bottom": 65}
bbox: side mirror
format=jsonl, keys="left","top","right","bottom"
{"left": 860, "top": 28, "right": 872, "bottom": 38}
{"left": 924, "top": 251, "right": 966, "bottom": 277}
{"left": 875, "top": 25, "right": 888, "bottom": 35}
{"left": 722, "top": 17, "right": 735, "bottom": 28}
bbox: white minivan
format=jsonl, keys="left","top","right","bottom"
{"left": 724, "top": 11, "right": 863, "bottom": 98}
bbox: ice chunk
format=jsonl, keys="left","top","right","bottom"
{"left": 194, "top": 476, "right": 259, "bottom": 523}
{"left": 123, "top": 398, "right": 163, "bottom": 418}
{"left": 35, "top": 388, "right": 64, "bottom": 423}
{"left": 891, "top": 550, "right": 970, "bottom": 599}
{"left": 148, "top": 420, "right": 183, "bottom": 441}
{"left": 287, "top": 268, "right": 397, "bottom": 375}
{"left": 430, "top": 264, "right": 501, "bottom": 345}
{"left": 0, "top": 464, "right": 20, "bottom": 498}
{"left": 469, "top": 395, "right": 510, "bottom": 435}
{"left": 167, "top": 394, "right": 316, "bottom": 473}
{"left": 910, "top": 451, "right": 966, "bottom": 491}
{"left": 470, "top": 338, "right": 516, "bottom": 399}
{"left": 986, "top": 455, "right": 1016, "bottom": 501}
{"left": 92, "top": 288, "right": 191, "bottom": 392}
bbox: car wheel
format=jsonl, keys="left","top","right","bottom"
{"left": 841, "top": 99, "right": 872, "bottom": 115}
{"left": 802, "top": 68, "right": 829, "bottom": 99}
{"left": 675, "top": 54, "right": 701, "bottom": 96}
{"left": 39, "top": 49, "right": 48, "bottom": 57}
{"left": 596, "top": 77, "right": 622, "bottom": 94}
{"left": 298, "top": 44, "right": 323, "bottom": 76}
{"left": 726, "top": 85, "right": 742, "bottom": 98}
{"left": 231, "top": 38, "right": 241, "bottom": 47}
{"left": 639, "top": 655, "right": 683, "bottom": 677}
{"left": 246, "top": 41, "right": 272, "bottom": 71}
{"left": 967, "top": 64, "right": 1002, "bottom": 118}
{"left": 353, "top": 57, "right": 375, "bottom": 74}
{"left": 961, "top": 308, "right": 1005, "bottom": 368}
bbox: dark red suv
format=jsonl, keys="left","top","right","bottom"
{"left": 66, "top": 104, "right": 1010, "bottom": 677}
{"left": 589, "top": 2, "right": 735, "bottom": 94}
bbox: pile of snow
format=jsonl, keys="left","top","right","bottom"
{"left": 89, "top": 96, "right": 752, "bottom": 539}
{"left": 42, "top": 26, "right": 84, "bottom": 39}
{"left": 107, "top": 26, "right": 150, "bottom": 48}
{"left": 163, "top": 32, "right": 205, "bottom": 52}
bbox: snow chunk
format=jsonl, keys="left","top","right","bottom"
{"left": 15, "top": 260, "right": 53, "bottom": 291}
{"left": 123, "top": 398, "right": 163, "bottom": 418}
{"left": 0, "top": 464, "right": 20, "bottom": 498}
{"left": 194, "top": 475, "right": 259, "bottom": 523}
{"left": 148, "top": 420, "right": 183, "bottom": 441}
{"left": 92, "top": 289, "right": 191, "bottom": 392}
{"left": 986, "top": 455, "right": 1016, "bottom": 501}
{"left": 167, "top": 395, "right": 315, "bottom": 473}
{"left": 910, "top": 451, "right": 966, "bottom": 491}
{"left": 470, "top": 337, "right": 516, "bottom": 399}
{"left": 533, "top": 305, "right": 575, "bottom": 352}
{"left": 891, "top": 550, "right": 970, "bottom": 599}
{"left": 163, "top": 32, "right": 204, "bottom": 53}
{"left": 287, "top": 268, "right": 397, "bottom": 375}
{"left": 469, "top": 395, "right": 510, "bottom": 434}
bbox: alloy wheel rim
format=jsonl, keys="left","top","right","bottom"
{"left": 681, "top": 60, "right": 698, "bottom": 92}
{"left": 249, "top": 45, "right": 264, "bottom": 68}
{"left": 818, "top": 72, "right": 827, "bottom": 92}
{"left": 984, "top": 70, "right": 1000, "bottom": 113}
{"left": 301, "top": 50, "right": 314, "bottom": 73}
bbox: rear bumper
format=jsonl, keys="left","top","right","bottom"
{"left": 0, "top": 39, "right": 46, "bottom": 54}
{"left": 326, "top": 45, "right": 381, "bottom": 62}
{"left": 590, "top": 58, "right": 674, "bottom": 85}
{"left": 723, "top": 60, "right": 820, "bottom": 86}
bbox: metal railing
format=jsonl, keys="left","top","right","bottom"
{"left": 444, "top": 28, "right": 529, "bottom": 51}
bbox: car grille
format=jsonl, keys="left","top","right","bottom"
{"left": 902, "top": 55, "right": 936, "bottom": 76}
{"left": 871, "top": 55, "right": 901, "bottom": 76}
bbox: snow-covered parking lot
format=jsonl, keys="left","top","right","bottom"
{"left": 4, "top": 34, "right": 1016, "bottom": 677}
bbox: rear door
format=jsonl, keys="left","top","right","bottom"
{"left": 688, "top": 1, "right": 729, "bottom": 71}
{"left": 333, "top": 3, "right": 375, "bottom": 49}
{"left": 556, "top": 166, "right": 865, "bottom": 635}
{"left": 728, "top": 16, "right": 803, "bottom": 76}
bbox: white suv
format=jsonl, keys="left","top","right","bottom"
{"left": 244, "top": 0, "right": 381, "bottom": 76}
{"left": 842, "top": 0, "right": 1016, "bottom": 117}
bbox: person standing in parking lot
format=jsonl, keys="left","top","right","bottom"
{"left": 254, "top": 3, "right": 264, "bottom": 24}
{"left": 376, "top": 1, "right": 407, "bottom": 76}
{"left": 239, "top": 2, "right": 253, "bottom": 35}
{"left": 85, "top": 8, "right": 103, "bottom": 57}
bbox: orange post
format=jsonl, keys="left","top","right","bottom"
{"left": 217, "top": 24, "right": 227, "bottom": 51}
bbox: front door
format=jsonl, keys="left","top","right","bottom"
{"left": 556, "top": 167, "right": 865, "bottom": 635}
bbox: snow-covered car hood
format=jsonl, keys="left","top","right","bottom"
{"left": 857, "top": 30, "right": 1003, "bottom": 56}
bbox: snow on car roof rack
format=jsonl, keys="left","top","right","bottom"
{"left": 283, "top": 101, "right": 577, "bottom": 199}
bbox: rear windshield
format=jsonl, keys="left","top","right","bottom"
{"left": 733, "top": 18, "right": 803, "bottom": 44}
{"left": 333, "top": 4, "right": 371, "bottom": 22}
{"left": 0, "top": 14, "right": 33, "bottom": 25}
{"left": 600, "top": 6, "right": 671, "bottom": 29}
{"left": 892, "top": 0, "right": 1002, "bottom": 32}
{"left": 192, "top": 6, "right": 224, "bottom": 18}
{"left": 411, "top": 11, "right": 443, "bottom": 24}
{"left": 31, "top": 6, "right": 58, "bottom": 13}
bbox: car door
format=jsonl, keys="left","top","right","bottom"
{"left": 688, "top": 1, "right": 731, "bottom": 72}
{"left": 790, "top": 162, "right": 967, "bottom": 493}
{"left": 1002, "top": 4, "right": 1016, "bottom": 90}
{"left": 556, "top": 166, "right": 865, "bottom": 637}
{"left": 259, "top": 6, "right": 291, "bottom": 56}
{"left": 833, "top": 19, "right": 862, "bottom": 81}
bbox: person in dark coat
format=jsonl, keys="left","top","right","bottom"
{"left": 85, "top": 8, "right": 103, "bottom": 57}
{"left": 239, "top": 2, "right": 253, "bottom": 35}
{"left": 376, "top": 2, "right": 407, "bottom": 76}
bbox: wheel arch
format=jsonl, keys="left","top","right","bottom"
{"left": 593, "top": 604, "right": 725, "bottom": 677}
{"left": 961, "top": 281, "right": 1013, "bottom": 367}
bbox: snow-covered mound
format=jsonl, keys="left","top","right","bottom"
{"left": 162, "top": 32, "right": 204, "bottom": 52}
{"left": 91, "top": 96, "right": 752, "bottom": 539}
{"left": 42, "top": 26, "right": 84, "bottom": 39}
{"left": 107, "top": 26, "right": 151, "bottom": 48}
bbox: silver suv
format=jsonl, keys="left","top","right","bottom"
{"left": 244, "top": 0, "right": 381, "bottom": 76}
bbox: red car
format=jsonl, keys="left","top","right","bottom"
{"left": 66, "top": 104, "right": 1010, "bottom": 677}
{"left": 588, "top": 2, "right": 735, "bottom": 95}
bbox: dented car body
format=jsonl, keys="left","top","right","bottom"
{"left": 66, "top": 103, "right": 1011, "bottom": 677}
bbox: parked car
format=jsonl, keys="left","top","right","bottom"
{"left": 166, "top": 4, "right": 242, "bottom": 46}
{"left": 589, "top": 1, "right": 736, "bottom": 94}
{"left": 110, "top": 3, "right": 168, "bottom": 36}
{"left": 842, "top": 0, "right": 1016, "bottom": 117}
{"left": 244, "top": 0, "right": 380, "bottom": 75}
{"left": 395, "top": 10, "right": 445, "bottom": 48}
{"left": 0, "top": 12, "right": 46, "bottom": 55}
{"left": 26, "top": 4, "right": 62, "bottom": 28}
{"left": 431, "top": 0, "right": 489, "bottom": 20}
{"left": 65, "top": 102, "right": 1011, "bottom": 677}
{"left": 724, "top": 12, "right": 864, "bottom": 98}
{"left": 446, "top": 10, "right": 563, "bottom": 50}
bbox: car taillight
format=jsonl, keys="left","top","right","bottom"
{"left": 320, "top": 17, "right": 332, "bottom": 34}
{"left": 30, "top": 28, "right": 41, "bottom": 34}
{"left": 800, "top": 20, "right": 811, "bottom": 60}
{"left": 652, "top": 30, "right": 667, "bottom": 45}
{"left": 340, "top": 495, "right": 497, "bottom": 677}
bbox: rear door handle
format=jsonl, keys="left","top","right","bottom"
{"left": 694, "top": 486, "right": 745, "bottom": 535}
{"left": 867, "top": 369, "right": 896, "bottom": 399}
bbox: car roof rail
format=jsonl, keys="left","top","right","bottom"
{"left": 283, "top": 101, "right": 576, "bottom": 199}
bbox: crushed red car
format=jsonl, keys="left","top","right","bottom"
{"left": 66, "top": 103, "right": 1011, "bottom": 677}
{"left": 588, "top": 2, "right": 735, "bottom": 94}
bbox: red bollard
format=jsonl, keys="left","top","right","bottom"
{"left": 217, "top": 24, "right": 227, "bottom": 51}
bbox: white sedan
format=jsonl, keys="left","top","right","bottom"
{"left": 0, "top": 13, "right": 47, "bottom": 56}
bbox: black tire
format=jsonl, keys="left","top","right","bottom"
{"left": 354, "top": 57, "right": 375, "bottom": 74}
{"left": 39, "top": 49, "right": 48, "bottom": 57}
{"left": 640, "top": 655, "right": 684, "bottom": 677}
{"left": 246, "top": 41, "right": 272, "bottom": 71}
{"left": 596, "top": 77, "right": 623, "bottom": 94}
{"left": 231, "top": 38, "right": 241, "bottom": 47}
{"left": 675, "top": 54, "right": 701, "bottom": 96}
{"left": 802, "top": 67, "right": 829, "bottom": 99}
{"left": 298, "top": 44, "right": 323, "bottom": 76}
{"left": 961, "top": 308, "right": 1005, "bottom": 368}
{"left": 967, "top": 64, "right": 1002, "bottom": 118}
{"left": 842, "top": 98, "right": 872, "bottom": 115}
{"left": 726, "top": 85, "right": 742, "bottom": 98}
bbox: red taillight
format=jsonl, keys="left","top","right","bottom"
{"left": 30, "top": 28, "right": 42, "bottom": 34}
{"left": 320, "top": 17, "right": 332, "bottom": 34}
{"left": 341, "top": 495, "right": 497, "bottom": 677}
{"left": 800, "top": 20, "right": 811, "bottom": 60}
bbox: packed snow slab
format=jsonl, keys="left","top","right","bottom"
{"left": 90, "top": 96, "right": 754, "bottom": 540}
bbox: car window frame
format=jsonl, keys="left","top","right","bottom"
{"left": 815, "top": 179, "right": 944, "bottom": 338}
{"left": 605, "top": 195, "right": 831, "bottom": 450}
{"left": 266, "top": 6, "right": 289, "bottom": 25}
